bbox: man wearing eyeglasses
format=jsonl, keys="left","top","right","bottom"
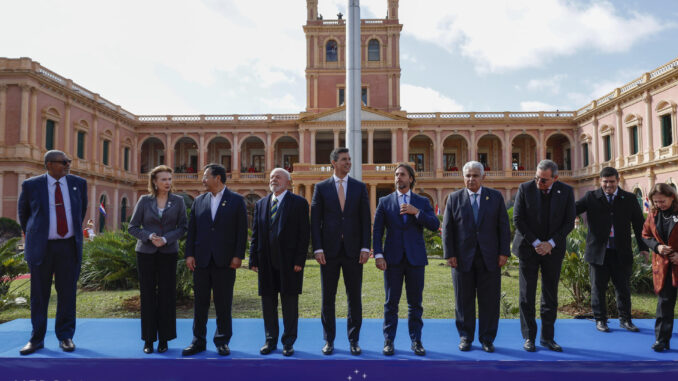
{"left": 513, "top": 159, "right": 575, "bottom": 352}
{"left": 17, "top": 150, "right": 88, "bottom": 355}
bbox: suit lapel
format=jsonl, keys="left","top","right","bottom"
{"left": 461, "top": 189, "right": 474, "bottom": 226}
{"left": 477, "top": 188, "right": 488, "bottom": 226}
{"left": 391, "top": 191, "right": 403, "bottom": 227}
{"left": 213, "top": 188, "right": 231, "bottom": 225}
{"left": 276, "top": 193, "right": 292, "bottom": 237}
{"left": 39, "top": 174, "right": 49, "bottom": 212}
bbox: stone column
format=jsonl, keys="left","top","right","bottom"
{"left": 0, "top": 85, "right": 6, "bottom": 147}
{"left": 19, "top": 85, "right": 30, "bottom": 144}
{"left": 469, "top": 130, "right": 477, "bottom": 163}
{"left": 333, "top": 129, "right": 340, "bottom": 149}
{"left": 29, "top": 87, "right": 37, "bottom": 148}
{"left": 232, "top": 133, "right": 240, "bottom": 178}
{"left": 592, "top": 118, "right": 600, "bottom": 170}
{"left": 503, "top": 129, "right": 512, "bottom": 172}
{"left": 64, "top": 98, "right": 72, "bottom": 155}
{"left": 298, "top": 129, "right": 305, "bottom": 163}
{"left": 310, "top": 130, "right": 316, "bottom": 164}
{"left": 391, "top": 128, "right": 397, "bottom": 163}
{"left": 434, "top": 130, "right": 442, "bottom": 173}
{"left": 538, "top": 129, "right": 545, "bottom": 162}
{"left": 643, "top": 91, "right": 654, "bottom": 161}
{"left": 402, "top": 129, "right": 408, "bottom": 162}
{"left": 113, "top": 188, "right": 119, "bottom": 230}
{"left": 90, "top": 184, "right": 97, "bottom": 227}
{"left": 198, "top": 132, "right": 206, "bottom": 169}
{"left": 368, "top": 129, "right": 374, "bottom": 163}
{"left": 114, "top": 124, "right": 120, "bottom": 169}
{"left": 616, "top": 106, "right": 624, "bottom": 168}
{"left": 91, "top": 114, "right": 99, "bottom": 170}
{"left": 266, "top": 132, "right": 273, "bottom": 171}
{"left": 165, "top": 132, "right": 173, "bottom": 170}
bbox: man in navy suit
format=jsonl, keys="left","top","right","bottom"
{"left": 18, "top": 150, "right": 88, "bottom": 355}
{"left": 250, "top": 168, "right": 310, "bottom": 357}
{"left": 311, "top": 147, "right": 371, "bottom": 355}
{"left": 443, "top": 161, "right": 511, "bottom": 353}
{"left": 182, "top": 163, "right": 247, "bottom": 356}
{"left": 373, "top": 163, "right": 440, "bottom": 356}
{"left": 513, "top": 159, "right": 575, "bottom": 352}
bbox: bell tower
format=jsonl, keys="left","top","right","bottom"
{"left": 303, "top": 0, "right": 402, "bottom": 113}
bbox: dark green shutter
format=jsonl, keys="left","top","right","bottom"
{"left": 45, "top": 120, "right": 55, "bottom": 150}
{"left": 103, "top": 140, "right": 110, "bottom": 165}
{"left": 661, "top": 115, "right": 672, "bottom": 147}
{"left": 124, "top": 147, "right": 130, "bottom": 171}
{"left": 77, "top": 131, "right": 85, "bottom": 159}
{"left": 583, "top": 143, "right": 589, "bottom": 167}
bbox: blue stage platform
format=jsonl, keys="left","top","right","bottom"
{"left": 0, "top": 318, "right": 676, "bottom": 380}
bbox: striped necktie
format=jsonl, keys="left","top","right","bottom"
{"left": 270, "top": 197, "right": 278, "bottom": 222}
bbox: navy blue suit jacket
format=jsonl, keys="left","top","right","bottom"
{"left": 311, "top": 176, "right": 371, "bottom": 258}
{"left": 372, "top": 191, "right": 440, "bottom": 266}
{"left": 185, "top": 187, "right": 247, "bottom": 268}
{"left": 442, "top": 187, "right": 511, "bottom": 273}
{"left": 18, "top": 174, "right": 87, "bottom": 267}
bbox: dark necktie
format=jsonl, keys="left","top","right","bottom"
{"left": 270, "top": 197, "right": 278, "bottom": 222}
{"left": 402, "top": 194, "right": 408, "bottom": 223}
{"left": 55, "top": 181, "right": 68, "bottom": 237}
{"left": 471, "top": 193, "right": 479, "bottom": 224}
{"left": 608, "top": 194, "right": 615, "bottom": 248}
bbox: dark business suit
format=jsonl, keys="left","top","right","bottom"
{"left": 128, "top": 193, "right": 187, "bottom": 342}
{"left": 575, "top": 187, "right": 648, "bottom": 322}
{"left": 18, "top": 173, "right": 87, "bottom": 344}
{"left": 443, "top": 187, "right": 511, "bottom": 344}
{"left": 513, "top": 180, "right": 575, "bottom": 341}
{"left": 311, "top": 176, "right": 371, "bottom": 344}
{"left": 373, "top": 191, "right": 440, "bottom": 342}
{"left": 185, "top": 187, "right": 247, "bottom": 346}
{"left": 249, "top": 192, "right": 310, "bottom": 346}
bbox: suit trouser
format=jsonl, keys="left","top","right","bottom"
{"left": 29, "top": 237, "right": 79, "bottom": 344}
{"left": 383, "top": 256, "right": 425, "bottom": 342}
{"left": 589, "top": 249, "right": 632, "bottom": 321}
{"left": 655, "top": 266, "right": 677, "bottom": 343}
{"left": 320, "top": 246, "right": 363, "bottom": 344}
{"left": 452, "top": 250, "right": 501, "bottom": 343}
{"left": 136, "top": 252, "right": 177, "bottom": 342}
{"left": 192, "top": 260, "right": 236, "bottom": 346}
{"left": 519, "top": 251, "right": 564, "bottom": 341}
{"left": 262, "top": 292, "right": 299, "bottom": 346}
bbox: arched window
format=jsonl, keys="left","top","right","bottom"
{"left": 99, "top": 194, "right": 107, "bottom": 232}
{"left": 326, "top": 40, "right": 338, "bottom": 62}
{"left": 368, "top": 39, "right": 380, "bottom": 61}
{"left": 120, "top": 197, "right": 128, "bottom": 224}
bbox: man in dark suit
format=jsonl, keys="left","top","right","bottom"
{"left": 575, "top": 166, "right": 648, "bottom": 333}
{"left": 513, "top": 159, "right": 575, "bottom": 352}
{"left": 250, "top": 168, "right": 310, "bottom": 357}
{"left": 443, "top": 161, "right": 511, "bottom": 353}
{"left": 311, "top": 147, "right": 371, "bottom": 355}
{"left": 17, "top": 150, "right": 87, "bottom": 355}
{"left": 373, "top": 163, "right": 440, "bottom": 356}
{"left": 182, "top": 163, "right": 247, "bottom": 356}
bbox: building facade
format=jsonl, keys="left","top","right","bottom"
{"left": 1, "top": 0, "right": 677, "bottom": 231}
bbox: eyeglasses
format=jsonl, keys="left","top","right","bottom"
{"left": 534, "top": 176, "right": 551, "bottom": 184}
{"left": 49, "top": 159, "right": 72, "bottom": 165}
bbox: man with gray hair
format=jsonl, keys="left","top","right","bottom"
{"left": 443, "top": 161, "right": 511, "bottom": 352}
{"left": 513, "top": 159, "right": 575, "bottom": 352}
{"left": 249, "top": 168, "right": 309, "bottom": 357}
{"left": 18, "top": 150, "right": 88, "bottom": 355}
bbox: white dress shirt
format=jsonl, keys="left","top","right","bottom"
{"left": 466, "top": 187, "right": 484, "bottom": 208}
{"left": 272, "top": 190, "right": 288, "bottom": 206}
{"left": 47, "top": 174, "right": 75, "bottom": 240}
{"left": 209, "top": 186, "right": 226, "bottom": 220}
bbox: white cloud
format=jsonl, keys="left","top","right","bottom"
{"left": 520, "top": 101, "right": 568, "bottom": 111}
{"left": 399, "top": 0, "right": 671, "bottom": 73}
{"left": 401, "top": 84, "right": 464, "bottom": 112}
{"left": 260, "top": 94, "right": 304, "bottom": 113}
{"left": 526, "top": 74, "right": 567, "bottom": 94}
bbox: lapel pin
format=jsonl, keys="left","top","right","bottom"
{"left": 73, "top": 187, "right": 77, "bottom": 191}
{"left": 221, "top": 202, "right": 226, "bottom": 207}
{"left": 557, "top": 190, "right": 561, "bottom": 194}
{"left": 485, "top": 196, "right": 489, "bottom": 200}
{"left": 621, "top": 196, "right": 624, "bottom": 199}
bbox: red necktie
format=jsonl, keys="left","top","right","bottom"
{"left": 55, "top": 181, "right": 68, "bottom": 237}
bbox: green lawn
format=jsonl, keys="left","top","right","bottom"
{"left": 0, "top": 258, "right": 672, "bottom": 323}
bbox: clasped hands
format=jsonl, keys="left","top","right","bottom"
{"left": 535, "top": 241, "right": 553, "bottom": 256}
{"left": 315, "top": 250, "right": 370, "bottom": 266}
{"left": 185, "top": 256, "right": 242, "bottom": 272}
{"left": 446, "top": 255, "right": 508, "bottom": 268}
{"left": 149, "top": 233, "right": 165, "bottom": 248}
{"left": 656, "top": 245, "right": 678, "bottom": 265}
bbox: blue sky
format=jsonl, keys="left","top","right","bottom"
{"left": 1, "top": 0, "right": 676, "bottom": 114}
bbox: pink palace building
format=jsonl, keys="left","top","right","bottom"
{"left": 1, "top": 0, "right": 677, "bottom": 231}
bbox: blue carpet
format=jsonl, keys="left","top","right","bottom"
{"left": 0, "top": 318, "right": 676, "bottom": 380}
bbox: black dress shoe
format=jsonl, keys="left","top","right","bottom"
{"left": 596, "top": 320, "right": 610, "bottom": 332}
{"left": 350, "top": 342, "right": 362, "bottom": 355}
{"left": 143, "top": 341, "right": 154, "bottom": 354}
{"left": 540, "top": 339, "right": 563, "bottom": 352}
{"left": 157, "top": 340, "right": 168, "bottom": 353}
{"left": 182, "top": 343, "right": 206, "bottom": 356}
{"left": 458, "top": 338, "right": 471, "bottom": 352}
{"left": 282, "top": 344, "right": 294, "bottom": 357}
{"left": 620, "top": 319, "right": 639, "bottom": 332}
{"left": 383, "top": 339, "right": 395, "bottom": 356}
{"left": 652, "top": 340, "right": 670, "bottom": 352}
{"left": 411, "top": 341, "right": 426, "bottom": 356}
{"left": 481, "top": 340, "right": 495, "bottom": 353}
{"left": 216, "top": 344, "right": 230, "bottom": 356}
{"left": 19, "top": 341, "right": 43, "bottom": 355}
{"left": 322, "top": 341, "right": 334, "bottom": 355}
{"left": 59, "top": 338, "right": 76, "bottom": 352}
{"left": 260, "top": 341, "right": 277, "bottom": 355}
{"left": 523, "top": 339, "right": 536, "bottom": 352}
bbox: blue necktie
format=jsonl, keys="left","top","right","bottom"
{"left": 270, "top": 197, "right": 278, "bottom": 222}
{"left": 472, "top": 193, "right": 479, "bottom": 224}
{"left": 402, "top": 194, "right": 408, "bottom": 224}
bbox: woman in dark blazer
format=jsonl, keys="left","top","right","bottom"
{"left": 128, "top": 165, "right": 187, "bottom": 354}
{"left": 641, "top": 183, "right": 678, "bottom": 352}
